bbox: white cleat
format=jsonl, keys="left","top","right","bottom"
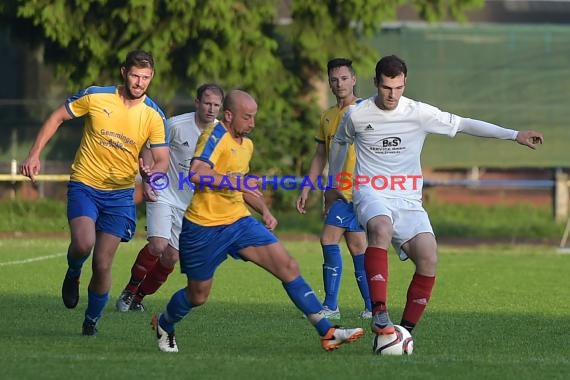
{"left": 321, "top": 306, "right": 341, "bottom": 320}
{"left": 321, "top": 326, "right": 364, "bottom": 351}
{"left": 116, "top": 290, "right": 134, "bottom": 312}
{"left": 359, "top": 309, "right": 372, "bottom": 319}
{"left": 151, "top": 314, "right": 178, "bottom": 353}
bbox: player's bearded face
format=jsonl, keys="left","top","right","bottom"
{"left": 123, "top": 67, "right": 154, "bottom": 100}
{"left": 229, "top": 102, "right": 257, "bottom": 137}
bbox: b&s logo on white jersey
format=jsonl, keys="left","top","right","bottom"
{"left": 370, "top": 136, "right": 404, "bottom": 155}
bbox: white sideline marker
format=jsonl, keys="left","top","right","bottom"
{"left": 0, "top": 253, "right": 66, "bottom": 267}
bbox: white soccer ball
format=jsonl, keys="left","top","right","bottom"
{"left": 372, "top": 325, "right": 414, "bottom": 355}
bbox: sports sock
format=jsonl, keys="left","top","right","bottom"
{"left": 364, "top": 247, "right": 388, "bottom": 315}
{"left": 283, "top": 276, "right": 332, "bottom": 336}
{"left": 161, "top": 288, "right": 193, "bottom": 334}
{"left": 126, "top": 244, "right": 159, "bottom": 294}
{"left": 137, "top": 260, "right": 175, "bottom": 300}
{"left": 322, "top": 244, "right": 343, "bottom": 310}
{"left": 352, "top": 253, "right": 371, "bottom": 311}
{"left": 401, "top": 273, "right": 435, "bottom": 330}
{"left": 66, "top": 249, "right": 89, "bottom": 279}
{"left": 84, "top": 289, "right": 109, "bottom": 324}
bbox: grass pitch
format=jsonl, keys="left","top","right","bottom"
{"left": 0, "top": 238, "right": 569, "bottom": 380}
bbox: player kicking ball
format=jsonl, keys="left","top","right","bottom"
{"left": 151, "top": 90, "right": 364, "bottom": 353}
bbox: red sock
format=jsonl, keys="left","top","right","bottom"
{"left": 126, "top": 244, "right": 159, "bottom": 294}
{"left": 364, "top": 247, "right": 388, "bottom": 314}
{"left": 401, "top": 273, "right": 436, "bottom": 327}
{"left": 137, "top": 260, "right": 174, "bottom": 299}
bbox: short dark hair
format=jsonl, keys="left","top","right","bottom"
{"left": 123, "top": 50, "right": 154, "bottom": 71}
{"left": 327, "top": 58, "right": 355, "bottom": 76}
{"left": 375, "top": 55, "right": 407, "bottom": 79}
{"left": 196, "top": 83, "right": 224, "bottom": 101}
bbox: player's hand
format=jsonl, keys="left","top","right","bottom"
{"left": 262, "top": 211, "right": 278, "bottom": 231}
{"left": 20, "top": 155, "right": 41, "bottom": 184}
{"left": 516, "top": 131, "right": 543, "bottom": 150}
{"left": 296, "top": 190, "right": 310, "bottom": 214}
{"left": 139, "top": 157, "right": 153, "bottom": 179}
{"left": 142, "top": 181, "right": 158, "bottom": 202}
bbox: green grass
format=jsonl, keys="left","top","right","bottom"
{"left": 1, "top": 199, "right": 69, "bottom": 232}
{"left": 273, "top": 202, "right": 564, "bottom": 241}
{"left": 1, "top": 199, "right": 564, "bottom": 243}
{"left": 0, "top": 238, "right": 569, "bottom": 379}
{"left": 424, "top": 202, "right": 565, "bottom": 241}
{"left": 0, "top": 200, "right": 147, "bottom": 233}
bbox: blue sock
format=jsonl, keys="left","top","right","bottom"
{"left": 84, "top": 289, "right": 108, "bottom": 324}
{"left": 66, "top": 250, "right": 89, "bottom": 279}
{"left": 352, "top": 254, "right": 371, "bottom": 311}
{"left": 283, "top": 276, "right": 332, "bottom": 336}
{"left": 161, "top": 288, "right": 193, "bottom": 334}
{"left": 315, "top": 318, "right": 333, "bottom": 336}
{"left": 322, "top": 244, "right": 342, "bottom": 310}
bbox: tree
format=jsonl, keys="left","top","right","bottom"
{"left": 0, "top": 0, "right": 482, "bottom": 208}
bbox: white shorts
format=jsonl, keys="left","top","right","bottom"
{"left": 354, "top": 193, "right": 433, "bottom": 261}
{"left": 145, "top": 201, "right": 185, "bottom": 250}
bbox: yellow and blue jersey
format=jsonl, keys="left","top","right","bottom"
{"left": 316, "top": 99, "right": 361, "bottom": 201}
{"left": 65, "top": 86, "right": 168, "bottom": 190}
{"left": 184, "top": 123, "right": 253, "bottom": 226}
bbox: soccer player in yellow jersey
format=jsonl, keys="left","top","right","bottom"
{"left": 151, "top": 90, "right": 364, "bottom": 353}
{"left": 296, "top": 58, "right": 371, "bottom": 319}
{"left": 20, "top": 50, "right": 169, "bottom": 336}
{"left": 116, "top": 84, "right": 224, "bottom": 312}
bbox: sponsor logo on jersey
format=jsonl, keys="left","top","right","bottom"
{"left": 377, "top": 137, "right": 401, "bottom": 147}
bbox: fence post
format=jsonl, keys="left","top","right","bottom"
{"left": 554, "top": 169, "right": 569, "bottom": 222}
{"left": 10, "top": 158, "right": 17, "bottom": 200}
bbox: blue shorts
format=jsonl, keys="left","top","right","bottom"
{"left": 179, "top": 216, "right": 278, "bottom": 281}
{"left": 67, "top": 181, "right": 136, "bottom": 242}
{"left": 325, "top": 199, "right": 364, "bottom": 232}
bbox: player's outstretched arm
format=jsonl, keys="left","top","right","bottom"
{"left": 458, "top": 118, "right": 544, "bottom": 151}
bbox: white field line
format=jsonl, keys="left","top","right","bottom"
{"left": 0, "top": 252, "right": 66, "bottom": 267}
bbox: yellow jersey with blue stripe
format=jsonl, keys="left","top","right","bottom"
{"left": 65, "top": 86, "right": 168, "bottom": 190}
{"left": 316, "top": 98, "right": 361, "bottom": 201}
{"left": 185, "top": 123, "right": 253, "bottom": 226}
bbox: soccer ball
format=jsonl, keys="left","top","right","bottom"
{"left": 372, "top": 325, "right": 414, "bottom": 355}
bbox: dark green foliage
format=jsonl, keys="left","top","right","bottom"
{"left": 0, "top": 1, "right": 483, "bottom": 191}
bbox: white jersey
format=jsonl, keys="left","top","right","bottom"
{"left": 154, "top": 112, "right": 208, "bottom": 210}
{"left": 336, "top": 96, "right": 461, "bottom": 201}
